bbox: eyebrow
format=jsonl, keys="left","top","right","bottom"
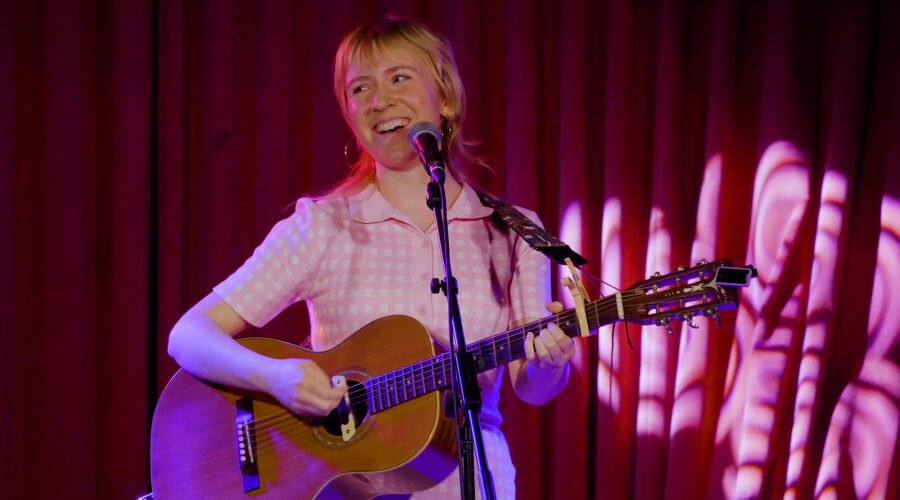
{"left": 346, "top": 65, "right": 419, "bottom": 89}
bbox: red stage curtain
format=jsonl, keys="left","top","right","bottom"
{"left": 3, "top": 1, "right": 898, "bottom": 498}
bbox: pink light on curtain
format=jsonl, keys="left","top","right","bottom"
{"left": 813, "top": 195, "right": 900, "bottom": 499}
{"left": 636, "top": 206, "right": 673, "bottom": 441}
{"left": 598, "top": 196, "right": 623, "bottom": 410}
{"left": 670, "top": 153, "right": 723, "bottom": 438}
{"left": 784, "top": 169, "right": 849, "bottom": 500}
{"left": 716, "top": 141, "right": 811, "bottom": 498}
{"left": 557, "top": 199, "right": 586, "bottom": 374}
{"left": 633, "top": 206, "right": 675, "bottom": 499}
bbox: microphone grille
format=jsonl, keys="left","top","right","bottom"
{"left": 406, "top": 121, "right": 442, "bottom": 151}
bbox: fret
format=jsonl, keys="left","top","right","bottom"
{"left": 390, "top": 369, "right": 399, "bottom": 403}
{"left": 366, "top": 380, "right": 376, "bottom": 414}
{"left": 402, "top": 366, "right": 414, "bottom": 400}
{"left": 490, "top": 336, "right": 498, "bottom": 369}
{"left": 338, "top": 283, "right": 727, "bottom": 418}
{"left": 373, "top": 376, "right": 383, "bottom": 412}
{"left": 510, "top": 326, "right": 526, "bottom": 360}
{"left": 381, "top": 374, "right": 391, "bottom": 409}
{"left": 387, "top": 372, "right": 397, "bottom": 407}
{"left": 493, "top": 333, "right": 508, "bottom": 365}
{"left": 393, "top": 371, "right": 401, "bottom": 405}
{"left": 429, "top": 356, "right": 441, "bottom": 390}
{"left": 481, "top": 337, "right": 492, "bottom": 366}
{"left": 431, "top": 357, "right": 440, "bottom": 388}
{"left": 435, "top": 355, "right": 448, "bottom": 387}
{"left": 502, "top": 330, "right": 512, "bottom": 364}
{"left": 366, "top": 297, "right": 619, "bottom": 414}
{"left": 444, "top": 355, "right": 451, "bottom": 386}
{"left": 422, "top": 359, "right": 431, "bottom": 393}
{"left": 394, "top": 370, "right": 404, "bottom": 403}
{"left": 474, "top": 342, "right": 488, "bottom": 371}
{"left": 413, "top": 361, "right": 423, "bottom": 397}
{"left": 483, "top": 339, "right": 495, "bottom": 368}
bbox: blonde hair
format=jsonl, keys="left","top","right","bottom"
{"left": 324, "top": 17, "right": 488, "bottom": 197}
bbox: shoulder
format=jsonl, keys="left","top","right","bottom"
{"left": 286, "top": 195, "right": 352, "bottom": 231}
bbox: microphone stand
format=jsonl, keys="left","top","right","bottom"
{"left": 424, "top": 165, "right": 496, "bottom": 500}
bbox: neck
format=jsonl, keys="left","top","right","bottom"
{"left": 374, "top": 162, "right": 463, "bottom": 228}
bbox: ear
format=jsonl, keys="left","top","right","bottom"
{"left": 439, "top": 103, "right": 453, "bottom": 127}
{"left": 438, "top": 92, "right": 453, "bottom": 118}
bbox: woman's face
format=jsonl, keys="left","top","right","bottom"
{"left": 344, "top": 47, "right": 449, "bottom": 171}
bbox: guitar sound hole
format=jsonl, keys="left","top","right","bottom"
{"left": 321, "top": 379, "right": 369, "bottom": 438}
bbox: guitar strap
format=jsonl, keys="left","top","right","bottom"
{"left": 476, "top": 191, "right": 587, "bottom": 267}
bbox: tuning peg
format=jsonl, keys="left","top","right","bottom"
{"left": 656, "top": 318, "right": 674, "bottom": 336}
{"left": 704, "top": 308, "right": 721, "bottom": 327}
{"left": 682, "top": 313, "right": 699, "bottom": 329}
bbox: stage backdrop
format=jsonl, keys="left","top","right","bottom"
{"left": 3, "top": 0, "right": 898, "bottom": 498}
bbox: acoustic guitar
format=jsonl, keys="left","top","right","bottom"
{"left": 149, "top": 259, "right": 751, "bottom": 499}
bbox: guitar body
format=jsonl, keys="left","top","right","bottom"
{"left": 150, "top": 316, "right": 458, "bottom": 499}
{"left": 150, "top": 260, "right": 749, "bottom": 498}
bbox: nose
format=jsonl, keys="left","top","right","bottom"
{"left": 370, "top": 86, "right": 393, "bottom": 111}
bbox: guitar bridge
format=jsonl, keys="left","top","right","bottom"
{"left": 236, "top": 397, "right": 261, "bottom": 493}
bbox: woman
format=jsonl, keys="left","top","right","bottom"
{"left": 167, "top": 17, "right": 575, "bottom": 499}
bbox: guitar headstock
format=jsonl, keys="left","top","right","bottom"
{"left": 620, "top": 259, "right": 755, "bottom": 332}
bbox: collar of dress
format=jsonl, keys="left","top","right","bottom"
{"left": 346, "top": 182, "right": 494, "bottom": 225}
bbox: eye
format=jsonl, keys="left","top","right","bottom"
{"left": 350, "top": 84, "right": 368, "bottom": 95}
{"left": 392, "top": 74, "right": 410, "bottom": 84}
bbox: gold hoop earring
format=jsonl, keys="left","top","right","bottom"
{"left": 441, "top": 117, "right": 453, "bottom": 138}
{"left": 344, "top": 138, "right": 361, "bottom": 167}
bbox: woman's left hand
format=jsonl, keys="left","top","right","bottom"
{"left": 524, "top": 301, "right": 576, "bottom": 371}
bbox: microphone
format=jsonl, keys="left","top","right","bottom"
{"left": 406, "top": 121, "right": 445, "bottom": 181}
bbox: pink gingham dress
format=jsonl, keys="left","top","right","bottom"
{"left": 214, "top": 182, "right": 551, "bottom": 499}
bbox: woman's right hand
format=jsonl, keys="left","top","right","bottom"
{"left": 263, "top": 358, "right": 348, "bottom": 417}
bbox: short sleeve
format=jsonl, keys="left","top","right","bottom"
{"left": 506, "top": 209, "right": 552, "bottom": 325}
{"left": 213, "top": 198, "right": 326, "bottom": 327}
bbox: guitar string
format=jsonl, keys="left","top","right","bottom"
{"left": 246, "top": 303, "right": 588, "bottom": 428}
{"left": 244, "top": 291, "right": 663, "bottom": 429}
{"left": 242, "top": 294, "right": 654, "bottom": 429}
{"left": 200, "top": 409, "right": 453, "bottom": 479}
{"left": 171, "top": 281, "right": 717, "bottom": 476}
{"left": 244, "top": 285, "right": 707, "bottom": 432}
{"left": 240, "top": 287, "right": 717, "bottom": 457}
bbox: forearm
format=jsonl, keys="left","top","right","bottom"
{"left": 167, "top": 303, "right": 269, "bottom": 392}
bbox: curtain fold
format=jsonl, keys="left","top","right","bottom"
{"left": 2, "top": 0, "right": 898, "bottom": 498}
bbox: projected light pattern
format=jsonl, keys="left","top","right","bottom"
{"left": 592, "top": 139, "right": 898, "bottom": 498}
{"left": 636, "top": 206, "right": 674, "bottom": 439}
{"left": 670, "top": 152, "right": 723, "bottom": 438}
{"left": 558, "top": 199, "right": 586, "bottom": 374}
{"left": 784, "top": 170, "right": 849, "bottom": 499}
{"left": 813, "top": 195, "right": 900, "bottom": 499}
{"left": 597, "top": 196, "right": 624, "bottom": 412}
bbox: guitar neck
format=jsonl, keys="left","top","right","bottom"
{"left": 363, "top": 295, "right": 619, "bottom": 414}
{"left": 467, "top": 295, "right": 619, "bottom": 371}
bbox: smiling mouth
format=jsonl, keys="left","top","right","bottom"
{"left": 374, "top": 118, "right": 410, "bottom": 134}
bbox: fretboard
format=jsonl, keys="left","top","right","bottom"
{"left": 363, "top": 294, "right": 620, "bottom": 414}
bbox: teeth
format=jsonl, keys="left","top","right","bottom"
{"left": 375, "top": 118, "right": 410, "bottom": 133}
